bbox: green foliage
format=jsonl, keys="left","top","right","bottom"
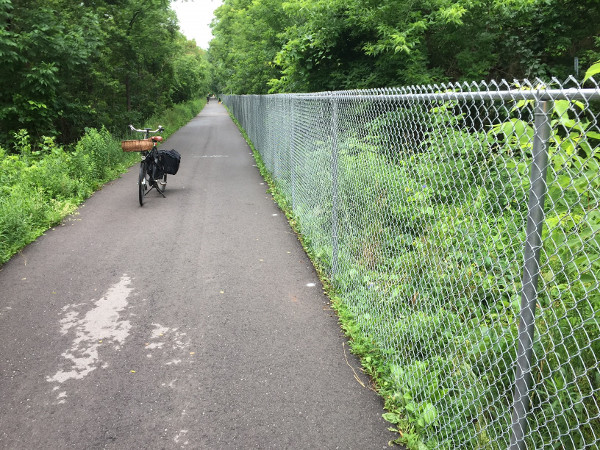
{"left": 0, "top": 127, "right": 130, "bottom": 263}
{"left": 209, "top": 0, "right": 289, "bottom": 95}
{"left": 584, "top": 60, "right": 600, "bottom": 84}
{"left": 172, "top": 41, "right": 211, "bottom": 103}
{"left": 144, "top": 98, "right": 206, "bottom": 138}
{"left": 229, "top": 89, "right": 600, "bottom": 447}
{"left": 0, "top": 0, "right": 209, "bottom": 146}
{"left": 209, "top": 0, "right": 600, "bottom": 94}
{"left": 0, "top": 98, "right": 205, "bottom": 265}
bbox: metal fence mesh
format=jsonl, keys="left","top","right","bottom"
{"left": 223, "top": 78, "right": 600, "bottom": 449}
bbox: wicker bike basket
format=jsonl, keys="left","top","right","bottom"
{"left": 121, "top": 139, "right": 153, "bottom": 152}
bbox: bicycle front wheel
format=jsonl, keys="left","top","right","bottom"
{"left": 138, "top": 161, "right": 146, "bottom": 206}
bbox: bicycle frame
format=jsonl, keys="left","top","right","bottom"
{"left": 129, "top": 125, "right": 166, "bottom": 206}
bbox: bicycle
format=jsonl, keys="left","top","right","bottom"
{"left": 123, "top": 125, "right": 167, "bottom": 206}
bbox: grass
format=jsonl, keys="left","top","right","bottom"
{"left": 0, "top": 98, "right": 206, "bottom": 266}
{"left": 224, "top": 106, "right": 408, "bottom": 446}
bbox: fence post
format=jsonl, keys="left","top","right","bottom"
{"left": 290, "top": 96, "right": 297, "bottom": 211}
{"left": 509, "top": 99, "right": 553, "bottom": 449}
{"left": 274, "top": 97, "right": 281, "bottom": 179}
{"left": 330, "top": 94, "right": 339, "bottom": 279}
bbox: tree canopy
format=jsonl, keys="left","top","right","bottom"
{"left": 208, "top": 0, "right": 600, "bottom": 94}
{"left": 0, "top": 0, "right": 209, "bottom": 145}
{"left": 2, "top": 0, "right": 597, "bottom": 141}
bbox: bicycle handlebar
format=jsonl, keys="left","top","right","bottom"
{"left": 129, "top": 124, "right": 164, "bottom": 134}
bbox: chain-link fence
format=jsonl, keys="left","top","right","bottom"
{"left": 222, "top": 78, "right": 600, "bottom": 449}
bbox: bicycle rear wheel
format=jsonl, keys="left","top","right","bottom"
{"left": 157, "top": 174, "right": 167, "bottom": 193}
{"left": 138, "top": 161, "right": 146, "bottom": 206}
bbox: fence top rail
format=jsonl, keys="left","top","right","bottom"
{"left": 223, "top": 78, "right": 600, "bottom": 103}
{"left": 227, "top": 88, "right": 600, "bottom": 103}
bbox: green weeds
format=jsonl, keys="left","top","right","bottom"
{"left": 225, "top": 94, "right": 600, "bottom": 449}
{"left": 0, "top": 98, "right": 205, "bottom": 265}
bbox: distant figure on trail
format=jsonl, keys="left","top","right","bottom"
{"left": 207, "top": 95, "right": 211, "bottom": 103}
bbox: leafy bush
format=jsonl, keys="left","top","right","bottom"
{"left": 0, "top": 98, "right": 205, "bottom": 265}
{"left": 236, "top": 90, "right": 599, "bottom": 448}
{"left": 0, "top": 128, "right": 133, "bottom": 264}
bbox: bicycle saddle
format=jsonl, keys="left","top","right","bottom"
{"left": 151, "top": 136, "right": 164, "bottom": 142}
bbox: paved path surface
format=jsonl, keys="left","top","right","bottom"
{"left": 0, "top": 102, "right": 394, "bottom": 449}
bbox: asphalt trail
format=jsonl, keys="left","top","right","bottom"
{"left": 0, "top": 102, "right": 394, "bottom": 449}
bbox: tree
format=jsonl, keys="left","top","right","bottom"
{"left": 208, "top": 0, "right": 600, "bottom": 94}
{"left": 209, "top": 0, "right": 290, "bottom": 94}
{"left": 172, "top": 38, "right": 210, "bottom": 103}
{"left": 0, "top": 0, "right": 102, "bottom": 142}
{"left": 0, "top": 0, "right": 209, "bottom": 146}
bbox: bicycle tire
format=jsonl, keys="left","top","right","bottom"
{"left": 157, "top": 174, "right": 167, "bottom": 193}
{"left": 138, "top": 161, "right": 146, "bottom": 206}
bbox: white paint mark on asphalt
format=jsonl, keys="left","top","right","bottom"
{"left": 57, "top": 391, "right": 67, "bottom": 404}
{"left": 47, "top": 275, "right": 134, "bottom": 385}
{"left": 161, "top": 379, "right": 177, "bottom": 388}
{"left": 306, "top": 283, "right": 316, "bottom": 287}
{"left": 166, "top": 359, "right": 182, "bottom": 366}
{"left": 146, "top": 324, "right": 191, "bottom": 365}
{"left": 146, "top": 342, "right": 165, "bottom": 349}
{"left": 174, "top": 429, "right": 189, "bottom": 445}
{"left": 151, "top": 323, "right": 169, "bottom": 339}
{"left": 59, "top": 310, "right": 80, "bottom": 335}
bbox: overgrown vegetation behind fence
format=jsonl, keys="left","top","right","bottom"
{"left": 223, "top": 79, "right": 600, "bottom": 449}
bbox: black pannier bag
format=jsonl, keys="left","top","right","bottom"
{"left": 159, "top": 149, "right": 181, "bottom": 175}
{"left": 149, "top": 153, "right": 164, "bottom": 179}
{"left": 152, "top": 162, "right": 164, "bottom": 180}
